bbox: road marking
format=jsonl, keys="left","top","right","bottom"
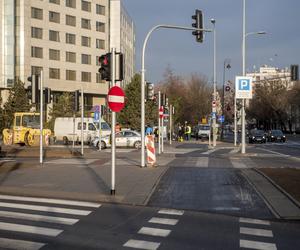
{"left": 148, "top": 217, "right": 178, "bottom": 225}
{"left": 0, "top": 202, "right": 91, "bottom": 215}
{"left": 229, "top": 148, "right": 240, "bottom": 154}
{"left": 138, "top": 227, "right": 171, "bottom": 237}
{"left": 239, "top": 217, "right": 270, "bottom": 225}
{"left": 230, "top": 158, "right": 248, "bottom": 168}
{"left": 0, "top": 222, "right": 63, "bottom": 236}
{"left": 0, "top": 194, "right": 101, "bottom": 208}
{"left": 158, "top": 209, "right": 184, "bottom": 216}
{"left": 240, "top": 239, "right": 277, "bottom": 250}
{"left": 240, "top": 227, "right": 273, "bottom": 237}
{"left": 201, "top": 148, "right": 217, "bottom": 155}
{"left": 195, "top": 157, "right": 208, "bottom": 167}
{"left": 123, "top": 239, "right": 160, "bottom": 250}
{"left": 0, "top": 210, "right": 78, "bottom": 225}
{"left": 0, "top": 237, "right": 45, "bottom": 250}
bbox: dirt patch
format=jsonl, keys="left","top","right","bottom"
{"left": 259, "top": 168, "right": 300, "bottom": 204}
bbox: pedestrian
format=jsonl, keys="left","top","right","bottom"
{"left": 187, "top": 124, "right": 192, "bottom": 141}
{"left": 145, "top": 124, "right": 153, "bottom": 135}
{"left": 178, "top": 125, "right": 184, "bottom": 142}
{"left": 115, "top": 123, "right": 121, "bottom": 132}
{"left": 194, "top": 125, "right": 199, "bottom": 141}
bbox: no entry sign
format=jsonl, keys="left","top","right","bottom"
{"left": 107, "top": 86, "right": 125, "bottom": 112}
{"left": 159, "top": 106, "right": 164, "bottom": 118}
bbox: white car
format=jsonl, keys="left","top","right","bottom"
{"left": 92, "top": 130, "right": 142, "bottom": 149}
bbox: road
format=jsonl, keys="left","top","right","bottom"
{"left": 0, "top": 138, "right": 299, "bottom": 249}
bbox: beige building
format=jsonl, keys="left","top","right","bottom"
{"left": 0, "top": 0, "right": 135, "bottom": 110}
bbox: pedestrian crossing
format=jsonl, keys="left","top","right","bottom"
{"left": 123, "top": 208, "right": 184, "bottom": 250}
{"left": 239, "top": 217, "right": 277, "bottom": 250}
{"left": 0, "top": 194, "right": 101, "bottom": 250}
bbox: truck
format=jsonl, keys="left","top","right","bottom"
{"left": 2, "top": 112, "right": 52, "bottom": 146}
{"left": 53, "top": 117, "right": 111, "bottom": 145}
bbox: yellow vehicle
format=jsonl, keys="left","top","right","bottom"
{"left": 2, "top": 112, "right": 51, "bottom": 146}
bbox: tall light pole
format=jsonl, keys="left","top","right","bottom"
{"left": 241, "top": 0, "right": 266, "bottom": 153}
{"left": 211, "top": 19, "right": 217, "bottom": 147}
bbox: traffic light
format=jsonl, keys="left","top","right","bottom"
{"left": 115, "top": 53, "right": 124, "bottom": 81}
{"left": 192, "top": 9, "right": 203, "bottom": 43}
{"left": 27, "top": 75, "right": 39, "bottom": 104}
{"left": 160, "top": 93, "right": 167, "bottom": 106}
{"left": 74, "top": 90, "right": 80, "bottom": 112}
{"left": 98, "top": 53, "right": 112, "bottom": 81}
{"left": 146, "top": 82, "right": 154, "bottom": 100}
{"left": 291, "top": 64, "right": 299, "bottom": 81}
{"left": 44, "top": 88, "right": 52, "bottom": 104}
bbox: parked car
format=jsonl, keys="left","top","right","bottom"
{"left": 92, "top": 130, "right": 142, "bottom": 149}
{"left": 248, "top": 129, "right": 266, "bottom": 143}
{"left": 267, "top": 130, "right": 286, "bottom": 142}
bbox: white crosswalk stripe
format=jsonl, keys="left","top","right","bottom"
{"left": 0, "top": 194, "right": 101, "bottom": 250}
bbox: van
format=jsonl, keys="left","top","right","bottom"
{"left": 54, "top": 117, "right": 111, "bottom": 144}
{"left": 197, "top": 124, "right": 211, "bottom": 140}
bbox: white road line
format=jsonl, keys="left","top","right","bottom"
{"left": 240, "top": 227, "right": 273, "bottom": 237}
{"left": 195, "top": 157, "right": 208, "bottom": 167}
{"left": 148, "top": 217, "right": 178, "bottom": 225}
{"left": 229, "top": 148, "right": 240, "bottom": 154}
{"left": 0, "top": 237, "right": 45, "bottom": 250}
{"left": 138, "top": 227, "right": 171, "bottom": 237}
{"left": 230, "top": 158, "right": 248, "bottom": 168}
{"left": 201, "top": 148, "right": 217, "bottom": 155}
{"left": 0, "top": 210, "right": 79, "bottom": 225}
{"left": 158, "top": 209, "right": 184, "bottom": 216}
{"left": 0, "top": 194, "right": 101, "bottom": 208}
{"left": 240, "top": 239, "right": 277, "bottom": 250}
{"left": 123, "top": 239, "right": 160, "bottom": 250}
{"left": 0, "top": 222, "right": 63, "bottom": 236}
{"left": 0, "top": 202, "right": 91, "bottom": 216}
{"left": 239, "top": 217, "right": 270, "bottom": 226}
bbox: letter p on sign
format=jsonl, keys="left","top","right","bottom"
{"left": 239, "top": 79, "right": 250, "bottom": 90}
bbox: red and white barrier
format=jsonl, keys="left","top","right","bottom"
{"left": 146, "top": 135, "right": 156, "bottom": 166}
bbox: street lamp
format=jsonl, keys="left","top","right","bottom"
{"left": 211, "top": 18, "right": 217, "bottom": 147}
{"left": 241, "top": 0, "right": 266, "bottom": 154}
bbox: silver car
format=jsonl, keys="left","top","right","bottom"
{"left": 92, "top": 130, "right": 142, "bottom": 149}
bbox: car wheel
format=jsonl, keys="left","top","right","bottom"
{"left": 134, "top": 141, "right": 141, "bottom": 149}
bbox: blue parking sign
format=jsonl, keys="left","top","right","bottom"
{"left": 235, "top": 76, "right": 253, "bottom": 99}
{"left": 238, "top": 79, "right": 250, "bottom": 90}
{"left": 94, "top": 111, "right": 100, "bottom": 121}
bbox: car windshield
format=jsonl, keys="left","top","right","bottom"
{"left": 272, "top": 130, "right": 283, "bottom": 136}
{"left": 22, "top": 115, "right": 40, "bottom": 127}
{"left": 252, "top": 130, "right": 265, "bottom": 136}
{"left": 198, "top": 125, "right": 210, "bottom": 130}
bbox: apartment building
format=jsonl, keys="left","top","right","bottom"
{"left": 0, "top": 0, "right": 135, "bottom": 110}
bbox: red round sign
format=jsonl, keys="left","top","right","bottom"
{"left": 159, "top": 106, "right": 164, "bottom": 118}
{"left": 107, "top": 86, "right": 125, "bottom": 112}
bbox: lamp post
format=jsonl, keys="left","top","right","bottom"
{"left": 241, "top": 0, "right": 266, "bottom": 154}
{"left": 222, "top": 60, "right": 231, "bottom": 140}
{"left": 211, "top": 19, "right": 217, "bottom": 147}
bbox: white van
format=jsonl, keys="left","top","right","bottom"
{"left": 54, "top": 117, "right": 111, "bottom": 144}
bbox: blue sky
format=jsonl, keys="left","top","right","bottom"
{"left": 122, "top": 0, "right": 300, "bottom": 87}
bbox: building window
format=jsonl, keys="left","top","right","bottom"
{"left": 49, "top": 68, "right": 60, "bottom": 79}
{"left": 31, "top": 27, "right": 43, "bottom": 39}
{"left": 31, "top": 66, "right": 43, "bottom": 75}
{"left": 49, "top": 11, "right": 60, "bottom": 23}
{"left": 96, "top": 73, "right": 102, "bottom": 83}
{"left": 81, "top": 54, "right": 91, "bottom": 65}
{"left": 81, "top": 18, "right": 91, "bottom": 30}
{"left": 49, "top": 0, "right": 60, "bottom": 4}
{"left": 81, "top": 0, "right": 91, "bottom": 12}
{"left": 66, "top": 51, "right": 76, "bottom": 63}
{"left": 66, "top": 70, "right": 76, "bottom": 80}
{"left": 49, "top": 30, "right": 60, "bottom": 42}
{"left": 66, "top": 33, "right": 76, "bottom": 44}
{"left": 66, "top": 15, "right": 76, "bottom": 26}
{"left": 49, "top": 49, "right": 60, "bottom": 60}
{"left": 31, "top": 46, "right": 43, "bottom": 58}
{"left": 96, "top": 56, "right": 101, "bottom": 66}
{"left": 96, "top": 22, "right": 105, "bottom": 32}
{"left": 66, "top": 0, "right": 76, "bottom": 8}
{"left": 96, "top": 4, "right": 105, "bottom": 15}
{"left": 96, "top": 39, "right": 105, "bottom": 49}
{"left": 81, "top": 72, "right": 91, "bottom": 82}
{"left": 31, "top": 7, "right": 43, "bottom": 20}
{"left": 81, "top": 36, "right": 91, "bottom": 47}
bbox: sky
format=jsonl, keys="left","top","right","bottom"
{"left": 122, "top": 0, "right": 300, "bottom": 87}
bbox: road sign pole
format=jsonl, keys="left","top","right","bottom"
{"left": 98, "top": 106, "right": 102, "bottom": 151}
{"left": 234, "top": 97, "right": 237, "bottom": 146}
{"left": 111, "top": 48, "right": 116, "bottom": 195}
{"left": 81, "top": 87, "right": 84, "bottom": 156}
{"left": 158, "top": 91, "right": 161, "bottom": 155}
{"left": 161, "top": 114, "right": 164, "bottom": 153}
{"left": 169, "top": 104, "right": 172, "bottom": 145}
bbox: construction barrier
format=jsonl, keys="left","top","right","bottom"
{"left": 146, "top": 135, "right": 156, "bottom": 166}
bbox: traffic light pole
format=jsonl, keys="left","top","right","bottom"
{"left": 141, "top": 24, "right": 212, "bottom": 167}
{"left": 111, "top": 48, "right": 116, "bottom": 195}
{"left": 81, "top": 87, "right": 84, "bottom": 156}
{"left": 39, "top": 71, "right": 43, "bottom": 165}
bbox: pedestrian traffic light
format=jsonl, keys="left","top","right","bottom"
{"left": 98, "top": 53, "right": 112, "bottom": 81}
{"left": 192, "top": 9, "right": 203, "bottom": 43}
{"left": 291, "top": 64, "right": 299, "bottom": 81}
{"left": 27, "top": 75, "right": 39, "bottom": 104}
{"left": 146, "top": 82, "right": 154, "bottom": 100}
{"left": 44, "top": 88, "right": 52, "bottom": 104}
{"left": 74, "top": 90, "right": 80, "bottom": 112}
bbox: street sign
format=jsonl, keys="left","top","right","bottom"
{"left": 94, "top": 111, "right": 100, "bottom": 122}
{"left": 235, "top": 76, "right": 253, "bottom": 99}
{"left": 218, "top": 115, "right": 225, "bottom": 123}
{"left": 107, "top": 86, "right": 125, "bottom": 112}
{"left": 94, "top": 105, "right": 100, "bottom": 112}
{"left": 159, "top": 106, "right": 164, "bottom": 118}
{"left": 211, "top": 112, "right": 216, "bottom": 119}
